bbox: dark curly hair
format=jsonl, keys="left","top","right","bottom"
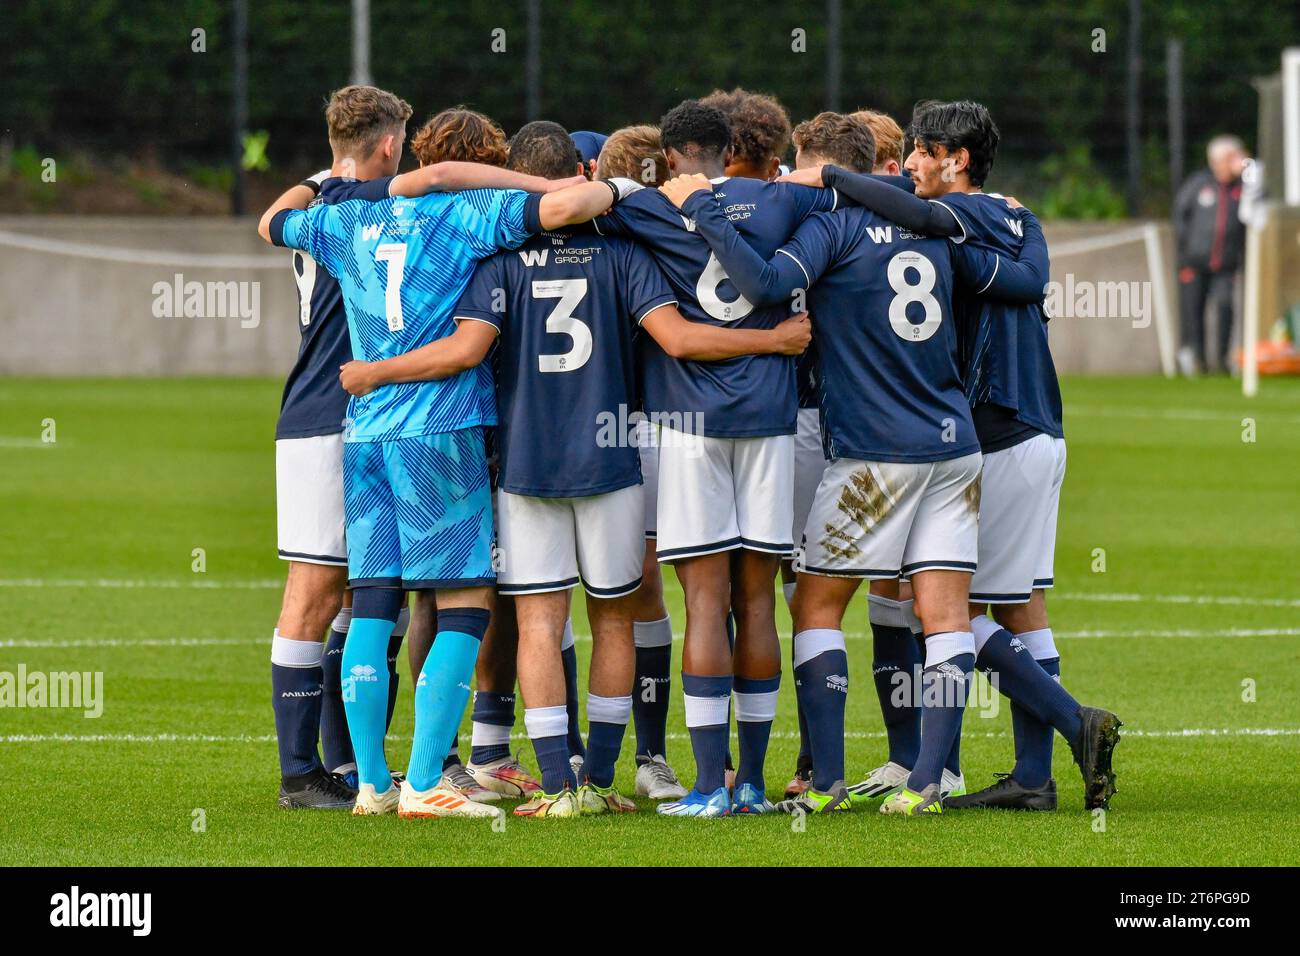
{"left": 410, "top": 107, "right": 507, "bottom": 167}
{"left": 700, "top": 87, "right": 791, "bottom": 168}
{"left": 659, "top": 100, "right": 732, "bottom": 161}
{"left": 908, "top": 99, "right": 999, "bottom": 187}
{"left": 508, "top": 120, "right": 581, "bottom": 180}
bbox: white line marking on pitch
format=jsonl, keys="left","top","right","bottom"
{"left": 3, "top": 727, "right": 1297, "bottom": 745}
{"left": 4, "top": 627, "right": 1297, "bottom": 649}
{"left": 1065, "top": 403, "right": 1300, "bottom": 425}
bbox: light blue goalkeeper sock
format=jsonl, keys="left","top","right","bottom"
{"left": 406, "top": 608, "right": 490, "bottom": 791}
{"left": 341, "top": 588, "right": 404, "bottom": 792}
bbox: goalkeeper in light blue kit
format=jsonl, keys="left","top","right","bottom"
{"left": 260, "top": 121, "right": 623, "bottom": 819}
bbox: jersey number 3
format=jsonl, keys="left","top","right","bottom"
{"left": 534, "top": 278, "right": 592, "bottom": 373}
{"left": 887, "top": 251, "right": 942, "bottom": 342}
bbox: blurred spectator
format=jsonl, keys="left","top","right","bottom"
{"left": 1174, "top": 135, "right": 1248, "bottom": 375}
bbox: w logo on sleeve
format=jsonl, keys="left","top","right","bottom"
{"left": 1004, "top": 217, "right": 1023, "bottom": 237}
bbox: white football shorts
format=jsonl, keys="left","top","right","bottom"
{"left": 655, "top": 426, "right": 794, "bottom": 562}
{"left": 969, "top": 433, "right": 1067, "bottom": 603}
{"left": 796, "top": 452, "right": 982, "bottom": 579}
{"left": 495, "top": 484, "right": 645, "bottom": 598}
{"left": 276, "top": 433, "right": 347, "bottom": 566}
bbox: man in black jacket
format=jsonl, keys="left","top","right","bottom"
{"left": 1173, "top": 135, "right": 1248, "bottom": 375}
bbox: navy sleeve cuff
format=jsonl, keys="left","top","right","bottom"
{"left": 350, "top": 176, "right": 394, "bottom": 201}
{"left": 523, "top": 193, "right": 544, "bottom": 234}
{"left": 269, "top": 209, "right": 293, "bottom": 247}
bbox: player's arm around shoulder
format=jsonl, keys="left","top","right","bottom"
{"left": 339, "top": 321, "right": 498, "bottom": 396}
{"left": 387, "top": 161, "right": 584, "bottom": 199}
{"left": 256, "top": 169, "right": 329, "bottom": 244}
{"left": 640, "top": 303, "right": 811, "bottom": 362}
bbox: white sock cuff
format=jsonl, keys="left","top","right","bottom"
{"left": 524, "top": 704, "right": 569, "bottom": 740}
{"left": 734, "top": 689, "right": 780, "bottom": 722}
{"left": 970, "top": 614, "right": 1002, "bottom": 655}
{"left": 867, "top": 593, "right": 908, "bottom": 627}
{"left": 900, "top": 599, "right": 924, "bottom": 635}
{"left": 1016, "top": 627, "right": 1058, "bottom": 661}
{"left": 782, "top": 582, "right": 797, "bottom": 608}
{"left": 924, "top": 630, "right": 975, "bottom": 668}
{"left": 586, "top": 693, "right": 633, "bottom": 725}
{"left": 471, "top": 721, "right": 512, "bottom": 746}
{"left": 330, "top": 608, "right": 353, "bottom": 632}
{"left": 633, "top": 615, "right": 673, "bottom": 648}
{"left": 793, "top": 628, "right": 846, "bottom": 669}
{"left": 390, "top": 606, "right": 410, "bottom": 637}
{"left": 561, "top": 618, "right": 575, "bottom": 651}
{"left": 683, "top": 693, "right": 730, "bottom": 728}
{"left": 271, "top": 632, "right": 324, "bottom": 667}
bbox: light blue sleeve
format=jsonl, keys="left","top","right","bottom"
{"left": 275, "top": 202, "right": 347, "bottom": 274}
{"left": 451, "top": 189, "right": 534, "bottom": 258}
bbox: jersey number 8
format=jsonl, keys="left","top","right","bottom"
{"left": 886, "top": 251, "right": 943, "bottom": 342}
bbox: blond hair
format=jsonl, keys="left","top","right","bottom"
{"left": 850, "top": 109, "right": 904, "bottom": 169}
{"left": 597, "top": 125, "right": 668, "bottom": 186}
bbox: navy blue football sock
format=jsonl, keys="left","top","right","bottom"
{"left": 785, "top": 582, "right": 812, "bottom": 774}
{"left": 1006, "top": 626, "right": 1062, "bottom": 788}
{"left": 868, "top": 594, "right": 922, "bottom": 768}
{"left": 734, "top": 674, "right": 780, "bottom": 790}
{"left": 585, "top": 694, "right": 632, "bottom": 788}
{"left": 560, "top": 621, "right": 586, "bottom": 759}
{"left": 525, "top": 705, "right": 575, "bottom": 793}
{"left": 384, "top": 606, "right": 409, "bottom": 732}
{"left": 907, "top": 632, "right": 975, "bottom": 792}
{"left": 973, "top": 619, "right": 1081, "bottom": 746}
{"left": 271, "top": 632, "right": 324, "bottom": 779}
{"left": 683, "top": 673, "right": 731, "bottom": 793}
{"left": 793, "top": 629, "right": 849, "bottom": 791}
{"left": 724, "top": 611, "right": 736, "bottom": 772}
{"left": 470, "top": 690, "right": 515, "bottom": 765}
{"left": 319, "top": 610, "right": 353, "bottom": 774}
{"left": 632, "top": 616, "right": 672, "bottom": 758}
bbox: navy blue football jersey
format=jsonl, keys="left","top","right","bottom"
{"left": 680, "top": 192, "right": 978, "bottom": 463}
{"left": 453, "top": 230, "right": 676, "bottom": 498}
{"left": 593, "top": 178, "right": 836, "bottom": 438}
{"left": 276, "top": 176, "right": 393, "bottom": 440}
{"left": 936, "top": 192, "right": 1063, "bottom": 443}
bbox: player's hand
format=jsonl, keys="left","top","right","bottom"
{"left": 771, "top": 313, "right": 812, "bottom": 355}
{"left": 339, "top": 360, "right": 380, "bottom": 396}
{"left": 546, "top": 175, "right": 590, "bottom": 192}
{"left": 1003, "top": 195, "right": 1023, "bottom": 209}
{"left": 659, "top": 173, "right": 712, "bottom": 209}
{"left": 775, "top": 165, "right": 825, "bottom": 188}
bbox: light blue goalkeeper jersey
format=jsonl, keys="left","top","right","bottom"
{"left": 271, "top": 188, "right": 542, "bottom": 443}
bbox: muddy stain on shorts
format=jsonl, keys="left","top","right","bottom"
{"left": 963, "top": 472, "right": 982, "bottom": 515}
{"left": 821, "top": 466, "right": 893, "bottom": 559}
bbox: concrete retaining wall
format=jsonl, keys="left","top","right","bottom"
{"left": 0, "top": 215, "right": 1175, "bottom": 378}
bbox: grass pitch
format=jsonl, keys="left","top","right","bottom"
{"left": 1, "top": 375, "right": 1298, "bottom": 866}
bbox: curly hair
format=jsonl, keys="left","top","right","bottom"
{"left": 700, "top": 87, "right": 792, "bottom": 168}
{"left": 792, "top": 112, "right": 876, "bottom": 173}
{"left": 908, "top": 99, "right": 999, "bottom": 187}
{"left": 507, "top": 120, "right": 581, "bottom": 179}
{"left": 849, "top": 109, "right": 904, "bottom": 169}
{"left": 410, "top": 107, "right": 508, "bottom": 167}
{"left": 596, "top": 125, "right": 668, "bottom": 186}
{"left": 324, "top": 85, "right": 413, "bottom": 158}
{"left": 659, "top": 100, "right": 732, "bottom": 161}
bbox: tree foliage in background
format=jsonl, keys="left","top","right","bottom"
{"left": 1, "top": 0, "right": 1293, "bottom": 216}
